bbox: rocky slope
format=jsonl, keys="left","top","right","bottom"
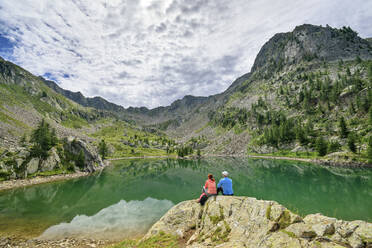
{"left": 164, "top": 24, "right": 372, "bottom": 163}
{"left": 1, "top": 24, "right": 372, "bottom": 167}
{"left": 144, "top": 196, "right": 372, "bottom": 248}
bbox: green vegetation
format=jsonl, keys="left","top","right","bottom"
{"left": 280, "top": 230, "right": 296, "bottom": 238}
{"left": 30, "top": 119, "right": 58, "bottom": 159}
{"left": 177, "top": 145, "right": 193, "bottom": 157}
{"left": 266, "top": 205, "right": 272, "bottom": 220}
{"left": 98, "top": 139, "right": 108, "bottom": 159}
{"left": 110, "top": 231, "right": 180, "bottom": 248}
{"left": 211, "top": 59, "right": 372, "bottom": 164}
{"left": 315, "top": 137, "right": 328, "bottom": 156}
{"left": 90, "top": 120, "right": 176, "bottom": 158}
{"left": 277, "top": 210, "right": 291, "bottom": 229}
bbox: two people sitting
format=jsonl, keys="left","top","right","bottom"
{"left": 197, "top": 171, "right": 234, "bottom": 205}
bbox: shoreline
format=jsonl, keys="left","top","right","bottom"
{"left": 1, "top": 154, "right": 370, "bottom": 192}
{"left": 0, "top": 172, "right": 89, "bottom": 192}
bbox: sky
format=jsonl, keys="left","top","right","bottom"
{"left": 0, "top": 0, "right": 372, "bottom": 108}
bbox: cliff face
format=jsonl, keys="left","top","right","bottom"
{"left": 144, "top": 196, "right": 372, "bottom": 248}
{"left": 251, "top": 24, "right": 372, "bottom": 73}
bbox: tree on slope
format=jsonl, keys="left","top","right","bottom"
{"left": 98, "top": 139, "right": 108, "bottom": 160}
{"left": 338, "top": 116, "right": 348, "bottom": 138}
{"left": 315, "top": 137, "right": 328, "bottom": 156}
{"left": 31, "top": 119, "right": 58, "bottom": 159}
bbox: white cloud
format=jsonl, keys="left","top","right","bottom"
{"left": 0, "top": 0, "right": 371, "bottom": 108}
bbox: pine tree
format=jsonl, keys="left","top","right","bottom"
{"left": 315, "top": 137, "right": 328, "bottom": 156}
{"left": 50, "top": 128, "right": 58, "bottom": 146}
{"left": 347, "top": 134, "right": 357, "bottom": 153}
{"left": 367, "top": 136, "right": 372, "bottom": 163}
{"left": 339, "top": 116, "right": 348, "bottom": 138}
{"left": 98, "top": 139, "right": 108, "bottom": 159}
{"left": 76, "top": 150, "right": 85, "bottom": 168}
{"left": 30, "top": 119, "right": 56, "bottom": 159}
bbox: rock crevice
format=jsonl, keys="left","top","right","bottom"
{"left": 144, "top": 196, "right": 372, "bottom": 248}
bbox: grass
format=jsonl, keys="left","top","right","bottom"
{"left": 248, "top": 150, "right": 318, "bottom": 159}
{"left": 60, "top": 113, "right": 89, "bottom": 129}
{"left": 0, "top": 107, "right": 29, "bottom": 129}
{"left": 280, "top": 230, "right": 296, "bottom": 238}
{"left": 89, "top": 120, "right": 175, "bottom": 158}
{"left": 27, "top": 168, "right": 73, "bottom": 178}
{"left": 248, "top": 149, "right": 370, "bottom": 165}
{"left": 278, "top": 210, "right": 291, "bottom": 229}
{"left": 266, "top": 205, "right": 272, "bottom": 220}
{"left": 110, "top": 232, "right": 180, "bottom": 248}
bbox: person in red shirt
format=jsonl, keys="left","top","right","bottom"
{"left": 197, "top": 174, "right": 217, "bottom": 205}
{"left": 204, "top": 174, "right": 217, "bottom": 195}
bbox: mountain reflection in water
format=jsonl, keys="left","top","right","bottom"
{"left": 0, "top": 157, "right": 371, "bottom": 240}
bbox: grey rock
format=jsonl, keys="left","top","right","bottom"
{"left": 64, "top": 138, "right": 103, "bottom": 173}
{"left": 15, "top": 158, "right": 24, "bottom": 168}
{"left": 143, "top": 196, "right": 372, "bottom": 248}
{"left": 40, "top": 147, "right": 60, "bottom": 172}
{"left": 26, "top": 158, "right": 39, "bottom": 174}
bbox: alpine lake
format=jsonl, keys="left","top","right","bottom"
{"left": 0, "top": 157, "right": 371, "bottom": 241}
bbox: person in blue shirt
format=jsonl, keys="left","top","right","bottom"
{"left": 217, "top": 171, "right": 234, "bottom": 195}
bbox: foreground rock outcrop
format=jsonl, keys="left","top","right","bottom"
{"left": 144, "top": 196, "right": 372, "bottom": 248}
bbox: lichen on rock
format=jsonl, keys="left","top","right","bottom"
{"left": 143, "top": 196, "right": 372, "bottom": 248}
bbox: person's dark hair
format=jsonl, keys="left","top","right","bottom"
{"left": 208, "top": 174, "right": 215, "bottom": 181}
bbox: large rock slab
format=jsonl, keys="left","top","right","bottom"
{"left": 143, "top": 196, "right": 372, "bottom": 248}
{"left": 26, "top": 158, "right": 39, "bottom": 174}
{"left": 64, "top": 137, "right": 104, "bottom": 172}
{"left": 40, "top": 147, "right": 60, "bottom": 172}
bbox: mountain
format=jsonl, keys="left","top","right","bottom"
{"left": 1, "top": 23, "right": 372, "bottom": 170}
{"left": 158, "top": 24, "right": 372, "bottom": 163}
{"left": 0, "top": 56, "right": 177, "bottom": 180}
{"left": 41, "top": 78, "right": 127, "bottom": 114}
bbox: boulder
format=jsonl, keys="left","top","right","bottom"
{"left": 64, "top": 138, "right": 104, "bottom": 172}
{"left": 40, "top": 147, "right": 60, "bottom": 172}
{"left": 15, "top": 158, "right": 24, "bottom": 168}
{"left": 18, "top": 149, "right": 30, "bottom": 158}
{"left": 143, "top": 196, "right": 372, "bottom": 248}
{"left": 26, "top": 158, "right": 39, "bottom": 174}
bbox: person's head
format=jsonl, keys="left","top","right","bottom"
{"left": 222, "top": 171, "right": 229, "bottom": 177}
{"left": 208, "top": 174, "right": 214, "bottom": 180}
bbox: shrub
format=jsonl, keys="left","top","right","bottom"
{"left": 98, "top": 139, "right": 108, "bottom": 159}
{"left": 315, "top": 137, "right": 328, "bottom": 156}
{"left": 328, "top": 141, "right": 341, "bottom": 153}
{"left": 347, "top": 134, "right": 357, "bottom": 153}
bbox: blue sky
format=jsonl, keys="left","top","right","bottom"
{"left": 0, "top": 0, "right": 372, "bottom": 108}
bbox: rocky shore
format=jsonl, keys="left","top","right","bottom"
{"left": 0, "top": 237, "right": 113, "bottom": 248}
{"left": 0, "top": 172, "right": 89, "bottom": 192}
{"left": 144, "top": 196, "right": 372, "bottom": 248}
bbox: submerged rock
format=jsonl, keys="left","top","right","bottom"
{"left": 144, "top": 196, "right": 372, "bottom": 248}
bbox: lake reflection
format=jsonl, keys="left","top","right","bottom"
{"left": 0, "top": 157, "right": 371, "bottom": 239}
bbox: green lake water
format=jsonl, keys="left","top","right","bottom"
{"left": 0, "top": 158, "right": 371, "bottom": 240}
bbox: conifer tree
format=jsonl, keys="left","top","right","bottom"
{"left": 367, "top": 136, "right": 372, "bottom": 163}
{"left": 98, "top": 139, "right": 108, "bottom": 159}
{"left": 347, "top": 134, "right": 357, "bottom": 153}
{"left": 338, "top": 116, "right": 348, "bottom": 138}
{"left": 30, "top": 119, "right": 57, "bottom": 159}
{"left": 76, "top": 150, "right": 85, "bottom": 168}
{"left": 315, "top": 137, "right": 328, "bottom": 156}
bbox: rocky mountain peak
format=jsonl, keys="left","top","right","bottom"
{"left": 251, "top": 24, "right": 372, "bottom": 73}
